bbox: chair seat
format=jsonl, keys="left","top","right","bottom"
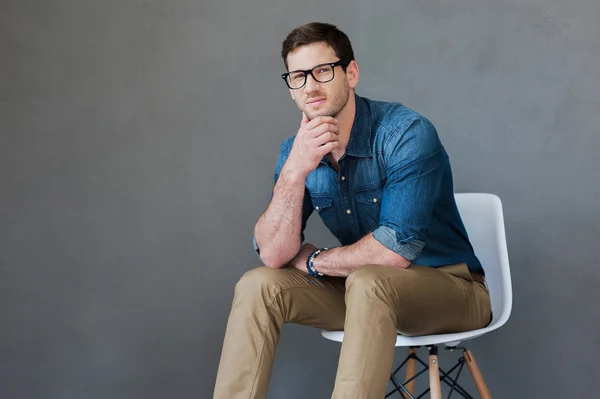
{"left": 321, "top": 314, "right": 504, "bottom": 347}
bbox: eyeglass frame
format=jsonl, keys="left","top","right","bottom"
{"left": 281, "top": 59, "right": 350, "bottom": 90}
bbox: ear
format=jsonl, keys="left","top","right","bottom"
{"left": 346, "top": 60, "right": 360, "bottom": 89}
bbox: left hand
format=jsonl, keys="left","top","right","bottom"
{"left": 288, "top": 243, "right": 319, "bottom": 273}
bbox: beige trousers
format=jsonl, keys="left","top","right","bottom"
{"left": 213, "top": 263, "right": 491, "bottom": 399}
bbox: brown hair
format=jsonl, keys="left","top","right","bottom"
{"left": 281, "top": 22, "right": 355, "bottom": 71}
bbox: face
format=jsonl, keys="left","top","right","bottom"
{"left": 285, "top": 42, "right": 359, "bottom": 120}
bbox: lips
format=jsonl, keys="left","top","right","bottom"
{"left": 307, "top": 97, "right": 326, "bottom": 106}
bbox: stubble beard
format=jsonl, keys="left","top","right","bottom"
{"left": 304, "top": 87, "right": 351, "bottom": 120}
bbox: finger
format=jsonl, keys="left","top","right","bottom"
{"left": 308, "top": 122, "right": 339, "bottom": 137}
{"left": 303, "top": 115, "right": 337, "bottom": 130}
{"left": 301, "top": 112, "right": 309, "bottom": 126}
{"left": 314, "top": 132, "right": 339, "bottom": 146}
{"left": 317, "top": 141, "right": 340, "bottom": 156}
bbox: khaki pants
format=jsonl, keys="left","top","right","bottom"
{"left": 213, "top": 263, "right": 491, "bottom": 399}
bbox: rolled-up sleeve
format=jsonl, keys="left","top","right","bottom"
{"left": 372, "top": 118, "right": 445, "bottom": 261}
{"left": 252, "top": 138, "right": 314, "bottom": 257}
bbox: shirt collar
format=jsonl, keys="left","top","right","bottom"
{"left": 345, "top": 94, "right": 373, "bottom": 157}
{"left": 320, "top": 94, "right": 373, "bottom": 165}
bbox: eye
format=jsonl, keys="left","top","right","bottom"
{"left": 290, "top": 73, "right": 305, "bottom": 81}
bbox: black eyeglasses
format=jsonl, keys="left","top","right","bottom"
{"left": 281, "top": 60, "right": 349, "bottom": 90}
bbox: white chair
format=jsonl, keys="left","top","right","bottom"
{"left": 321, "top": 193, "right": 512, "bottom": 398}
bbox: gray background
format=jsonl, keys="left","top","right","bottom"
{"left": 1, "top": 0, "right": 599, "bottom": 398}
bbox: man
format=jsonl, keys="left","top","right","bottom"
{"left": 213, "top": 22, "right": 491, "bottom": 399}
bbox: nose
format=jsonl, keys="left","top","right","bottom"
{"left": 303, "top": 74, "right": 320, "bottom": 94}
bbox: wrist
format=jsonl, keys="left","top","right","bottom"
{"left": 280, "top": 163, "right": 308, "bottom": 183}
{"left": 306, "top": 247, "right": 329, "bottom": 277}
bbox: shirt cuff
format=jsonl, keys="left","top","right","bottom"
{"left": 372, "top": 225, "right": 425, "bottom": 261}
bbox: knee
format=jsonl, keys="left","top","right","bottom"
{"left": 234, "top": 266, "right": 286, "bottom": 301}
{"left": 345, "top": 265, "right": 387, "bottom": 296}
{"left": 346, "top": 264, "right": 410, "bottom": 298}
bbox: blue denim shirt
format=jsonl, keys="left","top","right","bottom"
{"left": 255, "top": 94, "right": 483, "bottom": 273}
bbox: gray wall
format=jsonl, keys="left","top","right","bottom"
{"left": 1, "top": 0, "right": 599, "bottom": 398}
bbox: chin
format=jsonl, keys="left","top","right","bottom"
{"left": 306, "top": 108, "right": 335, "bottom": 120}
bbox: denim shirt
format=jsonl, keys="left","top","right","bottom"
{"left": 255, "top": 94, "right": 483, "bottom": 273}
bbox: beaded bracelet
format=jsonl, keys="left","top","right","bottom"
{"left": 306, "top": 247, "right": 329, "bottom": 277}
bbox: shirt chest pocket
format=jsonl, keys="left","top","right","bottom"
{"left": 354, "top": 184, "right": 384, "bottom": 230}
{"left": 311, "top": 195, "right": 339, "bottom": 228}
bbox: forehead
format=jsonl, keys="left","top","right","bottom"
{"left": 286, "top": 42, "right": 337, "bottom": 71}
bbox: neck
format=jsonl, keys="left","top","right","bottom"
{"left": 330, "top": 92, "right": 356, "bottom": 160}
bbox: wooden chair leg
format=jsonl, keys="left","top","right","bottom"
{"left": 463, "top": 349, "right": 492, "bottom": 399}
{"left": 428, "top": 346, "right": 442, "bottom": 399}
{"left": 402, "top": 347, "right": 417, "bottom": 399}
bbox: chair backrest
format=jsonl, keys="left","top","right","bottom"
{"left": 455, "top": 193, "right": 512, "bottom": 328}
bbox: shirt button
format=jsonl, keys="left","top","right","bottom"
{"left": 341, "top": 176, "right": 346, "bottom": 181}
{"left": 315, "top": 206, "right": 320, "bottom": 211}
{"left": 346, "top": 209, "right": 352, "bottom": 215}
{"left": 373, "top": 198, "right": 378, "bottom": 203}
